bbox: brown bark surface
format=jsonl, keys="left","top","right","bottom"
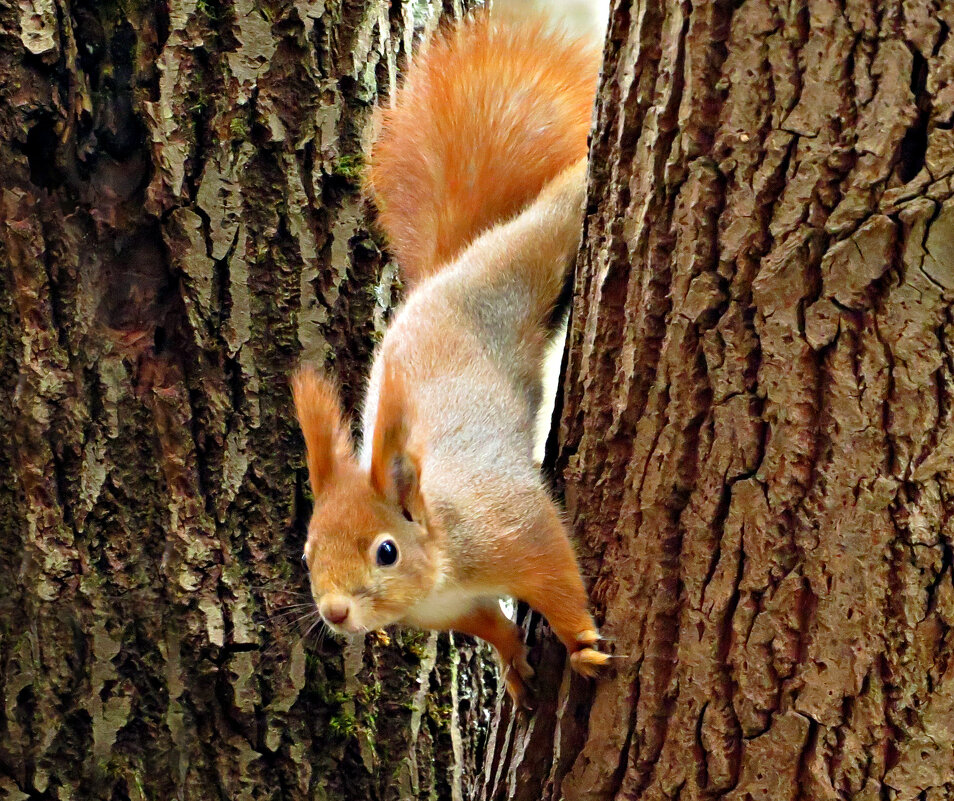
{"left": 0, "top": 1, "right": 493, "bottom": 799}
{"left": 481, "top": 1, "right": 954, "bottom": 799}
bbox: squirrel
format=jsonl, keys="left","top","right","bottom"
{"left": 292, "top": 11, "right": 607, "bottom": 706}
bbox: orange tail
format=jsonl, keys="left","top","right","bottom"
{"left": 367, "top": 12, "right": 599, "bottom": 286}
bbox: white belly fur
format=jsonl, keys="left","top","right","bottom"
{"left": 403, "top": 584, "right": 508, "bottom": 629}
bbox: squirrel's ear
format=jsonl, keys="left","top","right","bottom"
{"left": 369, "top": 362, "right": 425, "bottom": 523}
{"left": 291, "top": 367, "right": 353, "bottom": 499}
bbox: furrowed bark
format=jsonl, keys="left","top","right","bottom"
{"left": 0, "top": 1, "right": 492, "bottom": 799}
{"left": 481, "top": 0, "right": 954, "bottom": 799}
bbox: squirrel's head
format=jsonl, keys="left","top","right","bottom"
{"left": 291, "top": 366, "right": 440, "bottom": 635}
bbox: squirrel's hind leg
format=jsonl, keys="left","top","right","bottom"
{"left": 508, "top": 501, "right": 611, "bottom": 679}
{"left": 446, "top": 601, "right": 534, "bottom": 709}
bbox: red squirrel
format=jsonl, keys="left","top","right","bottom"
{"left": 292, "top": 12, "right": 607, "bottom": 705}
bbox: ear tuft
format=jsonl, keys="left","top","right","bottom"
{"left": 370, "top": 361, "right": 425, "bottom": 522}
{"left": 291, "top": 367, "right": 353, "bottom": 499}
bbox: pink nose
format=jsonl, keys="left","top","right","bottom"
{"left": 320, "top": 597, "right": 351, "bottom": 625}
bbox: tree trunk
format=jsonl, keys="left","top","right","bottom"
{"left": 481, "top": 0, "right": 954, "bottom": 799}
{"left": 0, "top": 2, "right": 493, "bottom": 800}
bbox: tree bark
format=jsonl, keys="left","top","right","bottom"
{"left": 481, "top": 0, "right": 954, "bottom": 799}
{"left": 0, "top": 1, "right": 493, "bottom": 799}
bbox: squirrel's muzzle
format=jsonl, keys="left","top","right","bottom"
{"left": 319, "top": 595, "right": 352, "bottom": 626}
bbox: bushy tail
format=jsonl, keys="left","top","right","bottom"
{"left": 367, "top": 12, "right": 599, "bottom": 286}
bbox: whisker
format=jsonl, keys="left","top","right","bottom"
{"left": 264, "top": 602, "right": 317, "bottom": 614}
{"left": 270, "top": 607, "right": 320, "bottom": 633}
{"left": 245, "top": 584, "right": 311, "bottom": 595}
{"left": 315, "top": 626, "right": 328, "bottom": 649}
{"left": 302, "top": 612, "right": 325, "bottom": 642}
{"left": 259, "top": 612, "right": 315, "bottom": 630}
{"left": 259, "top": 611, "right": 319, "bottom": 658}
{"left": 257, "top": 602, "right": 315, "bottom": 619}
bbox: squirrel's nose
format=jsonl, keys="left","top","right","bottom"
{"left": 320, "top": 596, "right": 351, "bottom": 625}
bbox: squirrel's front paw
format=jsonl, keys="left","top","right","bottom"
{"left": 503, "top": 647, "right": 535, "bottom": 710}
{"left": 569, "top": 629, "right": 611, "bottom": 678}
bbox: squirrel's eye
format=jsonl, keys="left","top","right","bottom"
{"left": 375, "top": 538, "right": 399, "bottom": 567}
{"left": 301, "top": 552, "right": 308, "bottom": 569}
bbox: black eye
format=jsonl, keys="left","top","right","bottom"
{"left": 301, "top": 553, "right": 308, "bottom": 569}
{"left": 376, "top": 538, "right": 398, "bottom": 567}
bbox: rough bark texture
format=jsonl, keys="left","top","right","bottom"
{"left": 0, "top": 1, "right": 494, "bottom": 799}
{"left": 481, "top": 0, "right": 954, "bottom": 799}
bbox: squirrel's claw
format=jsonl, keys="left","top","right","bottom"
{"left": 503, "top": 645, "right": 536, "bottom": 710}
{"left": 570, "top": 647, "right": 611, "bottom": 677}
{"left": 512, "top": 649, "right": 535, "bottom": 681}
{"left": 569, "top": 629, "right": 612, "bottom": 678}
{"left": 503, "top": 664, "right": 534, "bottom": 710}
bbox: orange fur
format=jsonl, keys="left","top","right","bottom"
{"left": 369, "top": 362, "right": 425, "bottom": 522}
{"left": 368, "top": 12, "right": 599, "bottom": 284}
{"left": 291, "top": 368, "right": 352, "bottom": 497}
{"left": 294, "top": 12, "right": 608, "bottom": 706}
{"left": 448, "top": 602, "right": 535, "bottom": 708}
